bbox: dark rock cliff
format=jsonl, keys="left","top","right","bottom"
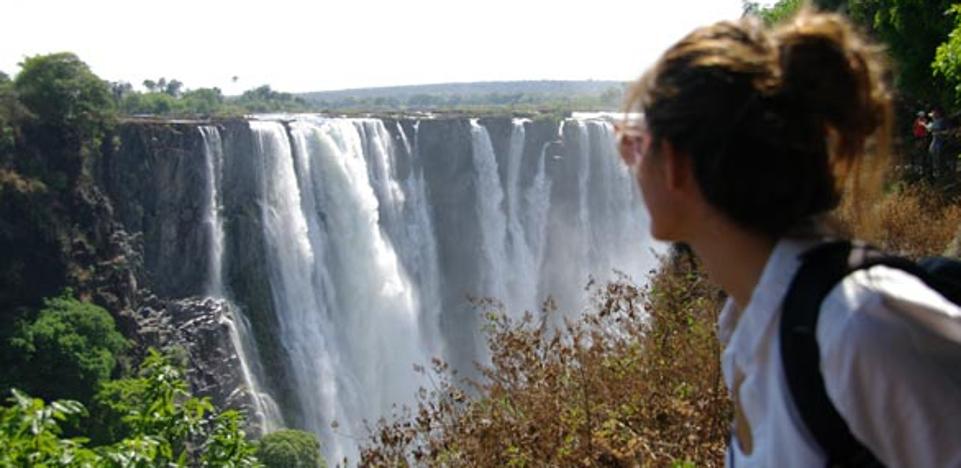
{"left": 103, "top": 122, "right": 211, "bottom": 298}
{"left": 97, "top": 120, "right": 265, "bottom": 423}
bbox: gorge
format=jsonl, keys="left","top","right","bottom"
{"left": 99, "top": 114, "right": 659, "bottom": 461}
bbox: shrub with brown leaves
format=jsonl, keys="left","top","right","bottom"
{"left": 359, "top": 251, "right": 730, "bottom": 468}
{"left": 842, "top": 182, "right": 961, "bottom": 258}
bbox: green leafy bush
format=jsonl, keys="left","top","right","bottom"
{"left": 0, "top": 389, "right": 99, "bottom": 466}
{"left": 0, "top": 349, "right": 262, "bottom": 466}
{"left": 933, "top": 5, "right": 961, "bottom": 101}
{"left": 4, "top": 290, "right": 128, "bottom": 404}
{"left": 257, "top": 429, "right": 325, "bottom": 468}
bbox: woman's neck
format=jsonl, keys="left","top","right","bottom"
{"left": 687, "top": 217, "right": 775, "bottom": 311}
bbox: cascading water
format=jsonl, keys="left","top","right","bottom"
{"left": 250, "top": 120, "right": 349, "bottom": 459}
{"left": 200, "top": 126, "right": 226, "bottom": 298}
{"left": 198, "top": 126, "right": 281, "bottom": 433}
{"left": 198, "top": 115, "right": 660, "bottom": 462}
{"left": 249, "top": 118, "right": 434, "bottom": 461}
{"left": 469, "top": 120, "right": 510, "bottom": 309}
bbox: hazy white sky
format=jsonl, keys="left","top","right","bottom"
{"left": 2, "top": 0, "right": 749, "bottom": 94}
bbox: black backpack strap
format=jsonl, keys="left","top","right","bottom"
{"left": 780, "top": 240, "right": 885, "bottom": 467}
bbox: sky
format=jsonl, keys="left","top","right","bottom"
{"left": 2, "top": 0, "right": 750, "bottom": 94}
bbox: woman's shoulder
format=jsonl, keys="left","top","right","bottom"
{"left": 812, "top": 265, "right": 961, "bottom": 467}
{"left": 820, "top": 265, "right": 961, "bottom": 347}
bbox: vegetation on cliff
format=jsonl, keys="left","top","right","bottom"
{"left": 0, "top": 51, "right": 323, "bottom": 466}
{"left": 0, "top": 290, "right": 128, "bottom": 406}
{"left": 0, "top": 51, "right": 119, "bottom": 335}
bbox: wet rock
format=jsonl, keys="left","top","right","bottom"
{"left": 134, "top": 296, "right": 257, "bottom": 422}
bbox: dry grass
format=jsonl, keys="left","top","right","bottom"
{"left": 841, "top": 182, "right": 961, "bottom": 258}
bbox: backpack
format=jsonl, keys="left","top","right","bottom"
{"left": 779, "top": 240, "right": 961, "bottom": 467}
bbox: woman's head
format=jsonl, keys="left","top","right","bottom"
{"left": 621, "top": 9, "right": 891, "bottom": 240}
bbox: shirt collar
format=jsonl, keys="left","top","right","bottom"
{"left": 718, "top": 237, "right": 822, "bottom": 356}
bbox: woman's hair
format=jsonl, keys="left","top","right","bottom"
{"left": 624, "top": 8, "right": 892, "bottom": 238}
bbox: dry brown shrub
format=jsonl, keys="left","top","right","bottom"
{"left": 840, "top": 182, "right": 961, "bottom": 258}
{"left": 358, "top": 251, "right": 730, "bottom": 467}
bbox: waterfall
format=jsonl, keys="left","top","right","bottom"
{"left": 200, "top": 126, "right": 226, "bottom": 298}
{"left": 523, "top": 140, "right": 553, "bottom": 309}
{"left": 250, "top": 120, "right": 348, "bottom": 459}
{"left": 250, "top": 118, "right": 433, "bottom": 461}
{"left": 194, "top": 115, "right": 662, "bottom": 462}
{"left": 469, "top": 120, "right": 509, "bottom": 306}
{"left": 198, "top": 125, "right": 281, "bottom": 434}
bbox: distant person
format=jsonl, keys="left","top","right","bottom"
{"left": 927, "top": 107, "right": 949, "bottom": 177}
{"left": 912, "top": 110, "right": 929, "bottom": 174}
{"left": 913, "top": 110, "right": 929, "bottom": 139}
{"left": 618, "top": 8, "right": 961, "bottom": 467}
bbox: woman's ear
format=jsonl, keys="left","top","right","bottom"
{"left": 660, "top": 139, "right": 695, "bottom": 193}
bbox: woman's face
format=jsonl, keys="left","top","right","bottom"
{"left": 618, "top": 123, "right": 682, "bottom": 241}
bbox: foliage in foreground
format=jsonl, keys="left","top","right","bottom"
{"left": 257, "top": 429, "right": 325, "bottom": 468}
{"left": 0, "top": 349, "right": 261, "bottom": 467}
{"left": 360, "top": 254, "right": 730, "bottom": 467}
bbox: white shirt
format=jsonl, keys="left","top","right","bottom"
{"left": 719, "top": 237, "right": 961, "bottom": 467}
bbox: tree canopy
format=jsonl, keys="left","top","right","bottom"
{"left": 2, "top": 290, "right": 128, "bottom": 405}
{"left": 746, "top": 0, "right": 961, "bottom": 107}
{"left": 257, "top": 429, "right": 325, "bottom": 468}
{"left": 933, "top": 5, "right": 961, "bottom": 103}
{"left": 13, "top": 53, "right": 114, "bottom": 139}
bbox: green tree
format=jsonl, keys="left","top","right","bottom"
{"left": 3, "top": 290, "right": 129, "bottom": 405}
{"left": 110, "top": 81, "right": 134, "bottom": 104}
{"left": 13, "top": 52, "right": 114, "bottom": 141}
{"left": 818, "top": 0, "right": 955, "bottom": 104}
{"left": 164, "top": 79, "right": 184, "bottom": 97}
{"left": 744, "top": 0, "right": 804, "bottom": 25}
{"left": 257, "top": 429, "right": 325, "bottom": 468}
{"left": 0, "top": 351, "right": 262, "bottom": 466}
{"left": 0, "top": 71, "right": 29, "bottom": 155}
{"left": 933, "top": 4, "right": 961, "bottom": 102}
{"left": 180, "top": 88, "right": 225, "bottom": 115}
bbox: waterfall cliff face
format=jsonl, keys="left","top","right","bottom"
{"left": 104, "top": 115, "right": 660, "bottom": 461}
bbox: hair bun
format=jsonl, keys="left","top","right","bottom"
{"left": 774, "top": 10, "right": 890, "bottom": 164}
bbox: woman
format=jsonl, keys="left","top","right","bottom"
{"left": 618, "top": 9, "right": 961, "bottom": 467}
